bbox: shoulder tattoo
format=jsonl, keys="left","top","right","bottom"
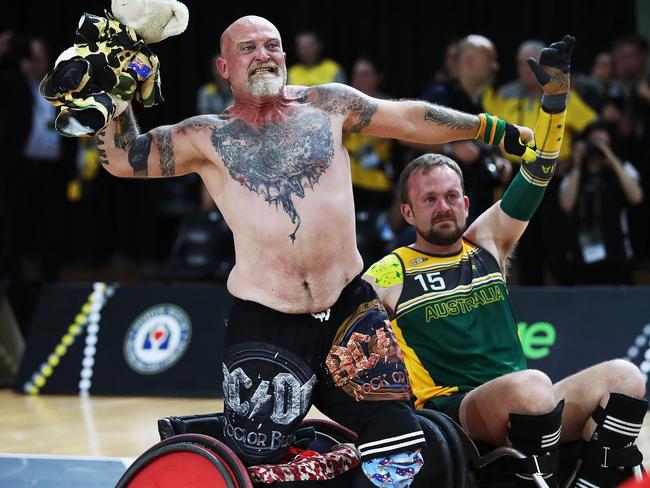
{"left": 305, "top": 84, "right": 378, "bottom": 133}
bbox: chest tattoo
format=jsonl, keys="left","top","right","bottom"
{"left": 212, "top": 110, "right": 335, "bottom": 242}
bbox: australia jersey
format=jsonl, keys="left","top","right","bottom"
{"left": 365, "top": 239, "right": 526, "bottom": 409}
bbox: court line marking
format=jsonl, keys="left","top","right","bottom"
{"left": 0, "top": 453, "right": 134, "bottom": 467}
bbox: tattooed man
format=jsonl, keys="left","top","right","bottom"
{"left": 99, "top": 16, "right": 538, "bottom": 487}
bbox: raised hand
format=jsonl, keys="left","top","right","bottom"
{"left": 526, "top": 34, "right": 575, "bottom": 94}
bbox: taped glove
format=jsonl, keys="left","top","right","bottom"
{"left": 475, "top": 113, "right": 536, "bottom": 163}
{"left": 526, "top": 34, "right": 574, "bottom": 95}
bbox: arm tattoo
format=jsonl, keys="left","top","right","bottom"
{"left": 114, "top": 111, "right": 138, "bottom": 150}
{"left": 96, "top": 130, "right": 109, "bottom": 166}
{"left": 306, "top": 85, "right": 378, "bottom": 133}
{"left": 105, "top": 111, "right": 215, "bottom": 177}
{"left": 128, "top": 133, "right": 152, "bottom": 177}
{"left": 424, "top": 103, "right": 476, "bottom": 131}
{"left": 154, "top": 128, "right": 175, "bottom": 176}
{"left": 175, "top": 115, "right": 220, "bottom": 134}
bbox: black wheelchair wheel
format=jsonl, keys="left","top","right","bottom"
{"left": 411, "top": 413, "right": 455, "bottom": 488}
{"left": 417, "top": 409, "right": 472, "bottom": 488}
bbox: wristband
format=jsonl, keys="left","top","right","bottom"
{"left": 475, "top": 113, "right": 506, "bottom": 146}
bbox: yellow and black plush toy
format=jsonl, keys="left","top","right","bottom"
{"left": 40, "top": 0, "right": 189, "bottom": 137}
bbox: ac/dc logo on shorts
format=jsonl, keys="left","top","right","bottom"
{"left": 222, "top": 343, "right": 317, "bottom": 462}
{"left": 326, "top": 299, "right": 412, "bottom": 402}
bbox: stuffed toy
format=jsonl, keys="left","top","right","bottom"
{"left": 40, "top": 0, "right": 189, "bottom": 137}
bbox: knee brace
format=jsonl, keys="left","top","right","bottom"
{"left": 361, "top": 450, "right": 424, "bottom": 488}
{"left": 509, "top": 400, "right": 564, "bottom": 488}
{"left": 572, "top": 393, "right": 647, "bottom": 488}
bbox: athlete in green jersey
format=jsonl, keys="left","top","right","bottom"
{"left": 370, "top": 239, "right": 526, "bottom": 410}
{"left": 364, "top": 36, "right": 647, "bottom": 488}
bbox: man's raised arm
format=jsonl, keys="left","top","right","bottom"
{"left": 303, "top": 83, "right": 537, "bottom": 163}
{"left": 97, "top": 106, "right": 213, "bottom": 178}
{"left": 466, "top": 35, "right": 576, "bottom": 268}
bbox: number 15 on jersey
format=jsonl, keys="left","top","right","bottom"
{"left": 414, "top": 272, "right": 446, "bottom": 292}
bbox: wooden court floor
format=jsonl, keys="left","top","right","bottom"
{"left": 1, "top": 389, "right": 650, "bottom": 466}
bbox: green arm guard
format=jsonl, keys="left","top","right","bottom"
{"left": 500, "top": 106, "right": 567, "bottom": 221}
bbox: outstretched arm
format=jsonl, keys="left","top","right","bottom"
{"left": 303, "top": 83, "right": 536, "bottom": 162}
{"left": 97, "top": 106, "right": 213, "bottom": 178}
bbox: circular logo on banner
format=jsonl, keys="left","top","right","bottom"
{"left": 124, "top": 304, "right": 192, "bottom": 375}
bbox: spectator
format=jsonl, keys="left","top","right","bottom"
{"left": 196, "top": 51, "right": 233, "bottom": 211}
{"left": 344, "top": 57, "right": 395, "bottom": 264}
{"left": 19, "top": 37, "right": 78, "bottom": 281}
{"left": 607, "top": 35, "right": 650, "bottom": 263}
{"left": 419, "top": 35, "right": 511, "bottom": 225}
{"left": 287, "top": 30, "right": 345, "bottom": 86}
{"left": 432, "top": 37, "right": 461, "bottom": 83}
{"left": 345, "top": 57, "right": 394, "bottom": 212}
{"left": 574, "top": 51, "right": 615, "bottom": 112}
{"left": 0, "top": 31, "right": 31, "bottom": 281}
{"left": 606, "top": 34, "right": 649, "bottom": 153}
{"left": 1, "top": 36, "right": 76, "bottom": 282}
{"left": 558, "top": 122, "right": 643, "bottom": 285}
{"left": 196, "top": 51, "right": 233, "bottom": 116}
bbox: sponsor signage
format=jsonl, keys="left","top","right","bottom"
{"left": 124, "top": 304, "right": 192, "bottom": 375}
{"left": 15, "top": 283, "right": 230, "bottom": 397}
{"left": 510, "top": 287, "right": 650, "bottom": 383}
{"left": 14, "top": 285, "right": 650, "bottom": 397}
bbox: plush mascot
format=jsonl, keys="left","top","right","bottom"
{"left": 40, "top": 0, "right": 189, "bottom": 137}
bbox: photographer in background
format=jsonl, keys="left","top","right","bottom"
{"left": 558, "top": 122, "right": 643, "bottom": 284}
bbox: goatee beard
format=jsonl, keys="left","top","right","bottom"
{"left": 417, "top": 223, "right": 465, "bottom": 246}
{"left": 247, "top": 66, "right": 287, "bottom": 97}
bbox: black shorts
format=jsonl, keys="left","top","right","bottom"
{"left": 424, "top": 392, "right": 467, "bottom": 425}
{"left": 222, "top": 276, "right": 426, "bottom": 465}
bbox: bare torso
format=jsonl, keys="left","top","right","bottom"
{"left": 191, "top": 86, "right": 364, "bottom": 313}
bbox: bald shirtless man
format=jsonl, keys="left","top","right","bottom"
{"left": 98, "top": 16, "right": 537, "bottom": 487}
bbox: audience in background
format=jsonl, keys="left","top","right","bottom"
{"left": 287, "top": 30, "right": 345, "bottom": 86}
{"left": 196, "top": 51, "right": 233, "bottom": 211}
{"left": 559, "top": 122, "right": 643, "bottom": 284}
{"left": 1, "top": 35, "right": 76, "bottom": 282}
{"left": 343, "top": 57, "right": 396, "bottom": 265}
{"left": 196, "top": 51, "right": 233, "bottom": 117}
{"left": 608, "top": 35, "right": 650, "bottom": 262}
{"left": 431, "top": 37, "right": 461, "bottom": 83}
{"left": 574, "top": 51, "right": 615, "bottom": 112}
{"left": 345, "top": 57, "right": 395, "bottom": 212}
{"left": 0, "top": 31, "right": 30, "bottom": 282}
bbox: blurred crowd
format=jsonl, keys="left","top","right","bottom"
{"left": 1, "top": 28, "right": 650, "bottom": 293}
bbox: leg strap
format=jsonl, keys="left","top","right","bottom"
{"left": 509, "top": 400, "right": 564, "bottom": 488}
{"left": 572, "top": 393, "right": 648, "bottom": 488}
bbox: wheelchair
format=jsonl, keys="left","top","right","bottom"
{"left": 115, "top": 410, "right": 643, "bottom": 488}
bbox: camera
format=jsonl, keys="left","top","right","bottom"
{"left": 584, "top": 140, "right": 604, "bottom": 159}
